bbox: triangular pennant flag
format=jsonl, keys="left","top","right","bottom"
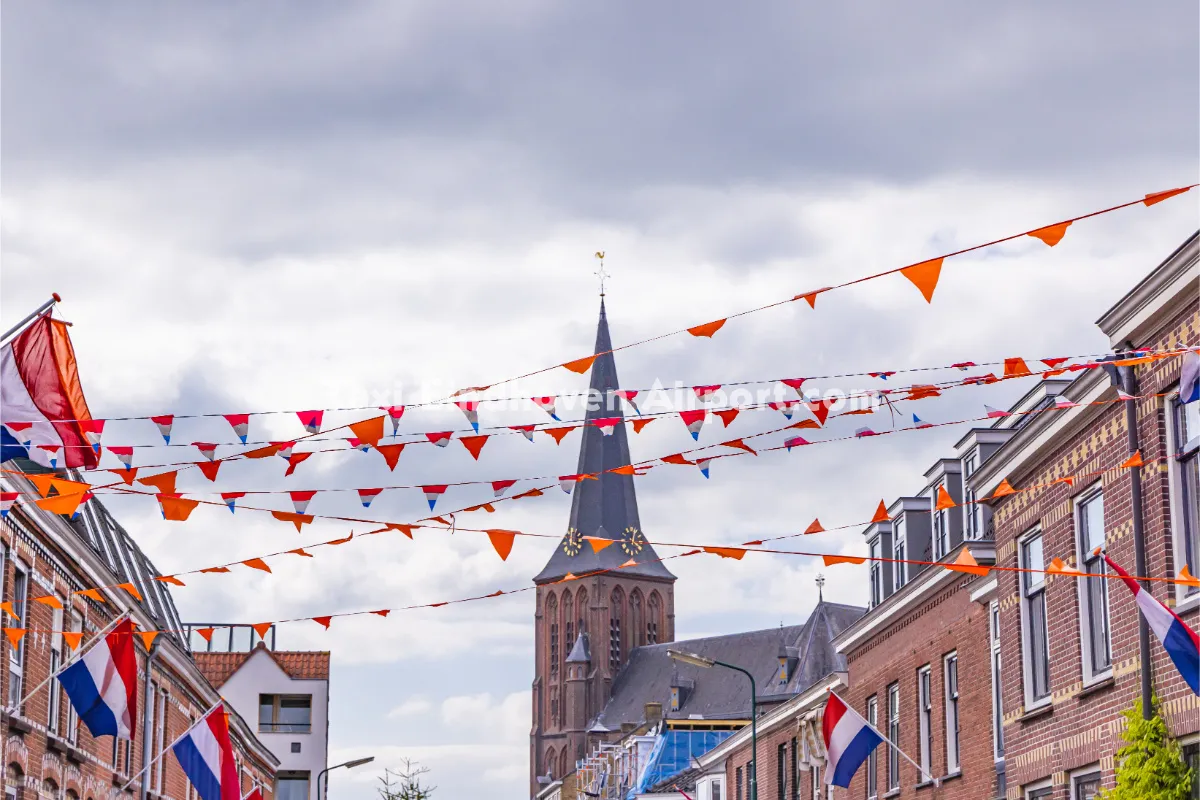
{"left": 242, "top": 558, "right": 272, "bottom": 573}
{"left": 381, "top": 405, "right": 406, "bottom": 436}
{"left": 195, "top": 628, "right": 216, "bottom": 643}
{"left": 687, "top": 319, "right": 726, "bottom": 338}
{"left": 4, "top": 629, "right": 26, "bottom": 647}
{"left": 114, "top": 467, "right": 139, "bottom": 486}
{"left": 1003, "top": 358, "right": 1032, "bottom": 379}
{"left": 27, "top": 474, "right": 55, "bottom": 497}
{"left": 585, "top": 536, "right": 616, "bottom": 553}
{"left": 532, "top": 396, "right": 560, "bottom": 420}
{"left": 1121, "top": 450, "right": 1144, "bottom": 469}
{"left": 358, "top": 488, "right": 383, "bottom": 508}
{"left": 632, "top": 418, "right": 655, "bottom": 434}
{"left": 422, "top": 485, "right": 447, "bottom": 510}
{"left": 854, "top": 426, "right": 878, "bottom": 438}
{"left": 722, "top": 438, "right": 756, "bottom": 455}
{"left": 912, "top": 414, "right": 933, "bottom": 429}
{"left": 117, "top": 582, "right": 143, "bottom": 601}
{"left": 139, "top": 630, "right": 160, "bottom": 651}
{"left": 155, "top": 575, "right": 186, "bottom": 586}
{"left": 780, "top": 378, "right": 807, "bottom": 396}
{"left": 900, "top": 257, "right": 944, "bottom": 303}
{"left": 288, "top": 547, "right": 314, "bottom": 557}
{"left": 592, "top": 417, "right": 621, "bottom": 436}
{"left": 386, "top": 523, "right": 415, "bottom": 538}
{"left": 290, "top": 490, "right": 317, "bottom": 514}
{"left": 871, "top": 501, "right": 890, "bottom": 524}
{"left": 78, "top": 419, "right": 105, "bottom": 453}
{"left": 992, "top": 479, "right": 1016, "bottom": 498}
{"left": 326, "top": 532, "right": 354, "bottom": 546}
{"left": 1053, "top": 397, "right": 1079, "bottom": 410}
{"left": 460, "top": 435, "right": 489, "bottom": 460}
{"left": 271, "top": 511, "right": 314, "bottom": 532}
{"left": 35, "top": 445, "right": 60, "bottom": 470}
{"left": 455, "top": 401, "right": 481, "bottom": 433}
{"left": 34, "top": 596, "right": 63, "bottom": 609}
{"left": 50, "top": 477, "right": 90, "bottom": 496}
{"left": 562, "top": 355, "right": 597, "bottom": 374}
{"left": 703, "top": 546, "right": 746, "bottom": 560}
{"left": 619, "top": 560, "right": 637, "bottom": 568}
{"left": 221, "top": 492, "right": 245, "bottom": 513}
{"left": 935, "top": 485, "right": 956, "bottom": 511}
{"left": 76, "top": 588, "right": 104, "bottom": 602}
{"left": 693, "top": 385, "right": 722, "bottom": 401}
{"left": 794, "top": 288, "right": 828, "bottom": 308}
{"left": 138, "top": 471, "right": 178, "bottom": 495}
{"left": 150, "top": 414, "right": 174, "bottom": 444}
{"left": 697, "top": 458, "right": 712, "bottom": 479}
{"left": 158, "top": 494, "right": 200, "bottom": 522}
{"left": 349, "top": 416, "right": 385, "bottom": 447}
{"left": 514, "top": 488, "right": 545, "bottom": 499}
{"left": 426, "top": 431, "right": 453, "bottom": 448}
{"left": 544, "top": 426, "right": 575, "bottom": 445}
{"left": 823, "top": 555, "right": 867, "bottom": 566}
{"left": 0, "top": 601, "right": 18, "bottom": 620}
{"left": 1143, "top": 186, "right": 1191, "bottom": 206}
{"left": 679, "top": 409, "right": 706, "bottom": 440}
{"left": 284, "top": 452, "right": 312, "bottom": 477}
{"left": 614, "top": 390, "right": 641, "bottom": 414}
{"left": 805, "top": 398, "right": 836, "bottom": 425}
{"left": 1117, "top": 389, "right": 1136, "bottom": 402}
{"left": 714, "top": 408, "right": 740, "bottom": 427}
{"left": 108, "top": 446, "right": 135, "bottom": 471}
{"left": 197, "top": 460, "right": 221, "bottom": 482}
{"left": 985, "top": 405, "right": 1009, "bottom": 419}
{"left": 312, "top": 616, "right": 332, "bottom": 629}
{"left": 559, "top": 475, "right": 581, "bottom": 494}
{"left": 376, "top": 443, "right": 406, "bottom": 471}
{"left": 1047, "top": 557, "right": 1083, "bottom": 576}
{"left": 296, "top": 410, "right": 324, "bottom": 435}
{"left": 804, "top": 518, "right": 825, "bottom": 535}
{"left": 486, "top": 529, "right": 517, "bottom": 561}
{"left": 463, "top": 502, "right": 496, "bottom": 513}
{"left": 610, "top": 464, "right": 650, "bottom": 476}
{"left": 243, "top": 444, "right": 279, "bottom": 459}
{"left": 784, "top": 436, "right": 810, "bottom": 451}
{"left": 1177, "top": 566, "right": 1200, "bottom": 589}
{"left": 906, "top": 385, "right": 941, "bottom": 400}
{"left": 271, "top": 441, "right": 297, "bottom": 460}
{"left": 509, "top": 424, "right": 536, "bottom": 441}
{"left": 223, "top": 414, "right": 250, "bottom": 443}
{"left": 62, "top": 631, "right": 83, "bottom": 649}
{"left": 252, "top": 622, "right": 273, "bottom": 639}
{"left": 947, "top": 548, "right": 990, "bottom": 576}
{"left": 0, "top": 492, "right": 16, "bottom": 518}
{"left": 768, "top": 401, "right": 798, "bottom": 420}
{"left": 661, "top": 453, "right": 695, "bottom": 465}
{"left": 36, "top": 492, "right": 88, "bottom": 517}
{"left": 1028, "top": 221, "right": 1071, "bottom": 247}
{"left": 1042, "top": 357, "right": 1069, "bottom": 368}
{"left": 951, "top": 361, "right": 977, "bottom": 370}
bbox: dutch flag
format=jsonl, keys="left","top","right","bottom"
{"left": 57, "top": 617, "right": 138, "bottom": 738}
{"left": 822, "top": 692, "right": 885, "bottom": 787}
{"left": 172, "top": 704, "right": 241, "bottom": 800}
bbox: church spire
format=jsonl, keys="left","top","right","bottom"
{"left": 534, "top": 299, "right": 675, "bottom": 584}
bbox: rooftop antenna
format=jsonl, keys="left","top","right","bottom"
{"left": 815, "top": 573, "right": 826, "bottom": 603}
{"left": 594, "top": 251, "right": 608, "bottom": 297}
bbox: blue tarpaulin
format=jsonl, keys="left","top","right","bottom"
{"left": 633, "top": 728, "right": 735, "bottom": 796}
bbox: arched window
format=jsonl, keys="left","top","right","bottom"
{"left": 563, "top": 593, "right": 574, "bottom": 665}
{"left": 546, "top": 593, "right": 559, "bottom": 678}
{"left": 576, "top": 588, "right": 589, "bottom": 635}
{"left": 609, "top": 588, "right": 625, "bottom": 670}
{"left": 647, "top": 592, "right": 662, "bottom": 645}
{"left": 630, "top": 590, "right": 644, "bottom": 648}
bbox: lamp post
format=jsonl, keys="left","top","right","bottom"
{"left": 668, "top": 649, "right": 758, "bottom": 800}
{"left": 317, "top": 756, "right": 375, "bottom": 800}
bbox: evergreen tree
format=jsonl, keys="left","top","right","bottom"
{"left": 1101, "top": 697, "right": 1192, "bottom": 800}
{"left": 377, "top": 759, "right": 436, "bottom": 800}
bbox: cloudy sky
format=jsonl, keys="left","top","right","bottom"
{"left": 3, "top": 3, "right": 1198, "bottom": 798}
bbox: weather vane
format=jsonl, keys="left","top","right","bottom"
{"left": 594, "top": 251, "right": 608, "bottom": 297}
{"left": 816, "top": 573, "right": 826, "bottom": 602}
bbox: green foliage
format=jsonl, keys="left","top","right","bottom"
{"left": 377, "top": 759, "right": 436, "bottom": 800}
{"left": 1101, "top": 697, "right": 1193, "bottom": 800}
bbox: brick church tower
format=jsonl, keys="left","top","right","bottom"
{"left": 529, "top": 299, "right": 676, "bottom": 796}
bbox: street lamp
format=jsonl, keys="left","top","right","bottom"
{"left": 668, "top": 649, "right": 758, "bottom": 800}
{"left": 317, "top": 756, "right": 375, "bottom": 800}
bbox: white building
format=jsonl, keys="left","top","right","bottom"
{"left": 193, "top": 628, "right": 330, "bottom": 800}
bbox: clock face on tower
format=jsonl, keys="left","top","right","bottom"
{"left": 562, "top": 527, "right": 583, "bottom": 556}
{"left": 621, "top": 526, "right": 645, "bottom": 556}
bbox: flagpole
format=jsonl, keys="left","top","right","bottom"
{"left": 828, "top": 691, "right": 938, "bottom": 787}
{"left": 7, "top": 610, "right": 130, "bottom": 713}
{"left": 120, "top": 699, "right": 224, "bottom": 792}
{"left": 0, "top": 294, "right": 61, "bottom": 344}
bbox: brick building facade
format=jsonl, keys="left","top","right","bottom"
{"left": 1, "top": 472, "right": 278, "bottom": 800}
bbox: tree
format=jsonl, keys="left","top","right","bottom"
{"left": 1101, "top": 697, "right": 1193, "bottom": 800}
{"left": 377, "top": 759, "right": 436, "bottom": 800}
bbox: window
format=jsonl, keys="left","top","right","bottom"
{"left": 48, "top": 605, "right": 64, "bottom": 734}
{"left": 945, "top": 652, "right": 960, "bottom": 774}
{"left": 1182, "top": 742, "right": 1198, "bottom": 800}
{"left": 776, "top": 743, "right": 786, "bottom": 800}
{"left": 1020, "top": 530, "right": 1051, "bottom": 704}
{"left": 548, "top": 594, "right": 559, "bottom": 676}
{"left": 1026, "top": 786, "right": 1053, "bottom": 800}
{"left": 1072, "top": 771, "right": 1101, "bottom": 800}
{"left": 112, "top": 737, "right": 133, "bottom": 775}
{"left": 964, "top": 451, "right": 983, "bottom": 540}
{"left": 790, "top": 736, "right": 798, "bottom": 800}
{"left": 277, "top": 772, "right": 310, "bottom": 800}
{"left": 894, "top": 518, "right": 907, "bottom": 590}
{"left": 6, "top": 563, "right": 28, "bottom": 708}
{"left": 648, "top": 593, "right": 661, "bottom": 645}
{"left": 887, "top": 683, "right": 900, "bottom": 791}
{"left": 866, "top": 696, "right": 878, "bottom": 799}
{"left": 735, "top": 766, "right": 743, "bottom": 800}
{"left": 259, "top": 694, "right": 312, "bottom": 733}
{"left": 1076, "top": 488, "right": 1112, "bottom": 678}
{"left": 869, "top": 539, "right": 883, "bottom": 607}
{"left": 933, "top": 486, "right": 950, "bottom": 559}
{"left": 711, "top": 778, "right": 723, "bottom": 800}
{"left": 810, "top": 763, "right": 821, "bottom": 797}
{"left": 609, "top": 589, "right": 624, "bottom": 670}
{"left": 989, "top": 602, "right": 1004, "bottom": 760}
{"left": 150, "top": 683, "right": 169, "bottom": 793}
{"left": 917, "top": 666, "right": 932, "bottom": 777}
{"left": 1172, "top": 397, "right": 1199, "bottom": 598}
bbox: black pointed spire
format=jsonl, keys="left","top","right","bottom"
{"left": 534, "top": 299, "right": 675, "bottom": 584}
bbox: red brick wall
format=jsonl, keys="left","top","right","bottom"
{"left": 725, "top": 724, "right": 820, "bottom": 800}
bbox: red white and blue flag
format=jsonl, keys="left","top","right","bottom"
{"left": 0, "top": 492, "right": 17, "bottom": 517}
{"left": 296, "top": 410, "right": 324, "bottom": 435}
{"left": 358, "top": 488, "right": 383, "bottom": 508}
{"left": 57, "top": 617, "right": 138, "bottom": 738}
{"left": 223, "top": 414, "right": 250, "bottom": 444}
{"left": 1, "top": 313, "right": 100, "bottom": 470}
{"left": 172, "top": 704, "right": 240, "bottom": 800}
{"left": 422, "top": 484, "right": 447, "bottom": 510}
{"left": 151, "top": 415, "right": 174, "bottom": 444}
{"left": 593, "top": 417, "right": 621, "bottom": 437}
{"left": 533, "top": 396, "right": 559, "bottom": 421}
{"left": 455, "top": 401, "right": 480, "bottom": 433}
{"left": 822, "top": 692, "right": 885, "bottom": 787}
{"left": 679, "top": 410, "right": 706, "bottom": 441}
{"left": 1105, "top": 554, "right": 1199, "bottom": 694}
{"left": 381, "top": 405, "right": 405, "bottom": 436}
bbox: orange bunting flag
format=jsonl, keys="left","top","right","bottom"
{"left": 139, "top": 631, "right": 160, "bottom": 651}
{"left": 50, "top": 477, "right": 90, "bottom": 496}
{"left": 117, "top": 582, "right": 143, "bottom": 601}
{"left": 4, "top": 628, "right": 26, "bottom": 647}
{"left": 34, "top": 596, "right": 63, "bottom": 609}
{"left": 155, "top": 575, "right": 186, "bottom": 587}
{"left": 242, "top": 558, "right": 272, "bottom": 573}
{"left": 935, "top": 485, "right": 956, "bottom": 511}
{"left": 158, "top": 494, "right": 200, "bottom": 522}
{"left": 946, "top": 548, "right": 990, "bottom": 577}
{"left": 487, "top": 590, "right": 505, "bottom": 597}
{"left": 349, "top": 416, "right": 385, "bottom": 447}
{"left": 376, "top": 443, "right": 406, "bottom": 471}
{"left": 138, "top": 471, "right": 178, "bottom": 495}
{"left": 272, "top": 511, "right": 314, "bottom": 532}
{"left": 242, "top": 444, "right": 278, "bottom": 459}
{"left": 687, "top": 319, "right": 726, "bottom": 338}
{"left": 1057, "top": 476, "right": 1076, "bottom": 487}
{"left": 197, "top": 461, "right": 221, "bottom": 482}
{"left": 714, "top": 408, "right": 740, "bottom": 427}
{"left": 804, "top": 399, "right": 835, "bottom": 426}
{"left": 871, "top": 501, "right": 890, "bottom": 524}
{"left": 906, "top": 385, "right": 941, "bottom": 401}
{"left": 288, "top": 548, "right": 313, "bottom": 558}
{"left": 1047, "top": 557, "right": 1083, "bottom": 576}
{"left": 486, "top": 529, "right": 517, "bottom": 561}
{"left": 0, "top": 602, "right": 18, "bottom": 620}
{"left": 722, "top": 438, "right": 757, "bottom": 455}
{"left": 804, "top": 518, "right": 825, "bottom": 535}
{"left": 385, "top": 523, "right": 415, "bottom": 538}
{"left": 1003, "top": 358, "right": 1032, "bottom": 379}
{"left": 312, "top": 616, "right": 332, "bottom": 629}
{"left": 76, "top": 588, "right": 104, "bottom": 603}
{"left": 114, "top": 468, "right": 140, "bottom": 485}
{"left": 195, "top": 627, "right": 215, "bottom": 643}
{"left": 1120, "top": 450, "right": 1144, "bottom": 469}
{"left": 822, "top": 555, "right": 867, "bottom": 566}
{"left": 62, "top": 631, "right": 83, "bottom": 649}
{"left": 36, "top": 492, "right": 88, "bottom": 517}
{"left": 326, "top": 533, "right": 354, "bottom": 546}
{"left": 1144, "top": 187, "right": 1191, "bottom": 206}
{"left": 900, "top": 257, "right": 944, "bottom": 303}
{"left": 562, "top": 355, "right": 597, "bottom": 374}
{"left": 514, "top": 488, "right": 545, "bottom": 499}
{"left": 544, "top": 426, "right": 576, "bottom": 445}
{"left": 794, "top": 288, "right": 829, "bottom": 309}
{"left": 252, "top": 622, "right": 273, "bottom": 639}
{"left": 200, "top": 566, "right": 231, "bottom": 574}
{"left": 585, "top": 536, "right": 616, "bottom": 554}
{"left": 632, "top": 418, "right": 656, "bottom": 434}
{"left": 610, "top": 464, "right": 650, "bottom": 476}
{"left": 703, "top": 546, "right": 746, "bottom": 560}
{"left": 1177, "top": 566, "right": 1200, "bottom": 589}
{"left": 460, "top": 435, "right": 489, "bottom": 460}
{"left": 789, "top": 418, "right": 822, "bottom": 431}
{"left": 661, "top": 453, "right": 695, "bottom": 465}
{"left": 992, "top": 479, "right": 1016, "bottom": 499}
{"left": 1028, "top": 221, "right": 1071, "bottom": 247}
{"left": 28, "top": 474, "right": 56, "bottom": 497}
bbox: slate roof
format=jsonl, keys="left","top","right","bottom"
{"left": 534, "top": 299, "right": 675, "bottom": 584}
{"left": 194, "top": 643, "right": 331, "bottom": 687}
{"left": 592, "top": 601, "right": 864, "bottom": 730}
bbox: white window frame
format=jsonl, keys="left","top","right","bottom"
{"left": 869, "top": 538, "right": 883, "bottom": 607}
{"left": 1069, "top": 765, "right": 1102, "bottom": 800}
{"left": 1167, "top": 391, "right": 1200, "bottom": 613}
{"left": 917, "top": 665, "right": 932, "bottom": 776}
{"left": 887, "top": 683, "right": 900, "bottom": 791}
{"left": 894, "top": 517, "right": 907, "bottom": 590}
{"left": 944, "top": 652, "right": 960, "bottom": 775}
{"left": 7, "top": 558, "right": 29, "bottom": 710}
{"left": 866, "top": 695, "right": 879, "bottom": 800}
{"left": 65, "top": 610, "right": 82, "bottom": 744}
{"left": 933, "top": 486, "right": 950, "bottom": 560}
{"left": 963, "top": 450, "right": 983, "bottom": 540}
{"left": 989, "top": 601, "right": 1004, "bottom": 763}
{"left": 1074, "top": 484, "right": 1113, "bottom": 685}
{"left": 1018, "top": 527, "right": 1052, "bottom": 710}
{"left": 48, "top": 603, "right": 64, "bottom": 734}
{"left": 1024, "top": 778, "right": 1053, "bottom": 799}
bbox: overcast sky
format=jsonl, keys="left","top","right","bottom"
{"left": 3, "top": 3, "right": 1198, "bottom": 799}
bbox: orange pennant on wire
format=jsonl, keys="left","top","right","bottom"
{"left": 253, "top": 622, "right": 273, "bottom": 639}
{"left": 326, "top": 532, "right": 354, "bottom": 546}
{"left": 376, "top": 443, "right": 406, "bottom": 471}
{"left": 158, "top": 494, "right": 200, "bottom": 522}
{"left": 992, "top": 479, "right": 1016, "bottom": 499}
{"left": 1144, "top": 187, "right": 1191, "bottom": 206}
{"left": 900, "top": 257, "right": 944, "bottom": 303}
{"left": 703, "top": 546, "right": 746, "bottom": 560}
{"left": 288, "top": 548, "right": 313, "bottom": 558}
{"left": 28, "top": 474, "right": 56, "bottom": 497}
{"left": 935, "top": 485, "right": 956, "bottom": 511}
{"left": 242, "top": 558, "right": 272, "bottom": 573}
{"left": 4, "top": 628, "right": 26, "bottom": 647}
{"left": 36, "top": 492, "right": 88, "bottom": 517}
{"left": 544, "top": 426, "right": 576, "bottom": 445}
{"left": 794, "top": 287, "right": 829, "bottom": 308}
{"left": 804, "top": 518, "right": 825, "bottom": 535}
{"left": 76, "top": 588, "right": 104, "bottom": 603}
{"left": 1027, "top": 221, "right": 1071, "bottom": 247}
{"left": 1177, "top": 565, "right": 1200, "bottom": 589}
{"left": 1120, "top": 450, "right": 1144, "bottom": 469}
{"left": 155, "top": 575, "right": 186, "bottom": 587}
{"left": 870, "top": 501, "right": 890, "bottom": 524}
{"left": 200, "top": 566, "right": 231, "bottom": 574}
{"left": 460, "top": 435, "right": 489, "bottom": 460}
{"left": 312, "top": 616, "right": 333, "bottom": 629}
{"left": 137, "top": 471, "right": 178, "bottom": 495}
{"left": 585, "top": 536, "right": 616, "bottom": 554}
{"left": 117, "top": 583, "right": 142, "bottom": 601}
{"left": 195, "top": 627, "right": 215, "bottom": 643}
{"left": 114, "top": 467, "right": 140, "bottom": 486}
{"left": 349, "top": 416, "right": 386, "bottom": 447}
{"left": 946, "top": 548, "right": 989, "bottom": 577}
{"left": 562, "top": 355, "right": 597, "bottom": 374}
{"left": 632, "top": 418, "right": 656, "bottom": 434}
{"left": 385, "top": 523, "right": 415, "bottom": 539}
{"left": 272, "top": 511, "right": 314, "bottom": 532}
{"left": 486, "top": 529, "right": 517, "bottom": 561}
{"left": 34, "top": 596, "right": 63, "bottom": 609}
{"left": 714, "top": 409, "right": 740, "bottom": 428}
{"left": 0, "top": 602, "right": 18, "bottom": 620}
{"left": 722, "top": 438, "right": 757, "bottom": 455}
{"left": 139, "top": 631, "right": 160, "bottom": 651}
{"left": 1003, "top": 358, "right": 1032, "bottom": 379}
{"left": 687, "top": 319, "right": 726, "bottom": 338}
{"left": 822, "top": 554, "right": 866, "bottom": 566}
{"left": 62, "top": 631, "right": 82, "bottom": 649}
{"left": 197, "top": 461, "right": 221, "bottom": 482}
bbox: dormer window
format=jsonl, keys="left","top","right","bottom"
{"left": 894, "top": 517, "right": 907, "bottom": 590}
{"left": 963, "top": 451, "right": 983, "bottom": 540}
{"left": 932, "top": 485, "right": 950, "bottom": 559}
{"left": 869, "top": 539, "right": 883, "bottom": 607}
{"left": 669, "top": 677, "right": 694, "bottom": 711}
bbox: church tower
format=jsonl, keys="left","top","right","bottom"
{"left": 529, "top": 299, "right": 676, "bottom": 795}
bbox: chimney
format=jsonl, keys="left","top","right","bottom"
{"left": 644, "top": 702, "right": 663, "bottom": 724}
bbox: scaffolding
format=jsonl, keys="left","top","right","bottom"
{"left": 572, "top": 737, "right": 644, "bottom": 799}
